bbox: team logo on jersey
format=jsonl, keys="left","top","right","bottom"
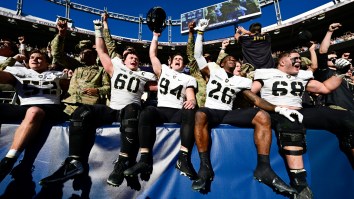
{"left": 129, "top": 71, "right": 133, "bottom": 75}
{"left": 173, "top": 75, "right": 176, "bottom": 79}
{"left": 141, "top": 71, "right": 145, "bottom": 76}
{"left": 38, "top": 75, "right": 43, "bottom": 79}
{"left": 286, "top": 75, "right": 291, "bottom": 79}
{"left": 225, "top": 79, "right": 229, "bottom": 83}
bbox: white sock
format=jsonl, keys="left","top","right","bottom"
{"left": 6, "top": 149, "right": 20, "bottom": 159}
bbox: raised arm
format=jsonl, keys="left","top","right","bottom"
{"left": 234, "top": 26, "right": 251, "bottom": 41}
{"left": 307, "top": 42, "right": 318, "bottom": 72}
{"left": 94, "top": 19, "right": 114, "bottom": 77}
{"left": 51, "top": 19, "right": 80, "bottom": 70}
{"left": 186, "top": 21, "right": 196, "bottom": 63}
{"left": 216, "top": 39, "right": 229, "bottom": 65}
{"left": 319, "top": 23, "right": 341, "bottom": 54}
{"left": 194, "top": 19, "right": 210, "bottom": 78}
{"left": 101, "top": 12, "right": 121, "bottom": 59}
{"left": 149, "top": 32, "right": 163, "bottom": 77}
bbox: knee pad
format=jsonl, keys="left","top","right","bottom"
{"left": 70, "top": 105, "right": 93, "bottom": 127}
{"left": 120, "top": 103, "right": 141, "bottom": 133}
{"left": 276, "top": 118, "right": 306, "bottom": 156}
{"left": 279, "top": 131, "right": 306, "bottom": 155}
{"left": 121, "top": 118, "right": 139, "bottom": 133}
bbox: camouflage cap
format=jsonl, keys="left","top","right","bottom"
{"left": 301, "top": 57, "right": 312, "bottom": 68}
{"left": 75, "top": 40, "right": 94, "bottom": 52}
{"left": 241, "top": 63, "right": 255, "bottom": 80}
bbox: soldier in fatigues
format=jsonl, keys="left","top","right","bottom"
{"left": 50, "top": 19, "right": 111, "bottom": 115}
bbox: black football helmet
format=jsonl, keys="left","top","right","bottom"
{"left": 146, "top": 7, "right": 167, "bottom": 33}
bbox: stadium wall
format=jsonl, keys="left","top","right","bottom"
{"left": 0, "top": 123, "right": 353, "bottom": 199}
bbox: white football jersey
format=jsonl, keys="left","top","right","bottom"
{"left": 254, "top": 69, "right": 313, "bottom": 108}
{"left": 157, "top": 64, "right": 197, "bottom": 109}
{"left": 4, "top": 66, "right": 66, "bottom": 105}
{"left": 205, "top": 68, "right": 252, "bottom": 110}
{"left": 110, "top": 59, "right": 157, "bottom": 110}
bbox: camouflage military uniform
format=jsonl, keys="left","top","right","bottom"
{"left": 62, "top": 66, "right": 110, "bottom": 115}
{"left": 51, "top": 34, "right": 111, "bottom": 115}
{"left": 0, "top": 57, "right": 18, "bottom": 71}
{"left": 103, "top": 28, "right": 121, "bottom": 59}
{"left": 187, "top": 33, "right": 207, "bottom": 107}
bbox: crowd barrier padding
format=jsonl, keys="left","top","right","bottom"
{"left": 0, "top": 123, "right": 353, "bottom": 199}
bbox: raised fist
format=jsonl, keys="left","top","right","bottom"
{"left": 93, "top": 19, "right": 102, "bottom": 30}
{"left": 194, "top": 19, "right": 209, "bottom": 32}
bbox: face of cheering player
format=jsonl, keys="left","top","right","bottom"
{"left": 170, "top": 54, "right": 185, "bottom": 72}
{"left": 221, "top": 55, "right": 236, "bottom": 74}
{"left": 123, "top": 52, "right": 139, "bottom": 71}
{"left": 28, "top": 51, "right": 49, "bottom": 73}
{"left": 280, "top": 52, "right": 301, "bottom": 76}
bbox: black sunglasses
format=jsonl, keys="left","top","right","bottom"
{"left": 328, "top": 57, "right": 337, "bottom": 62}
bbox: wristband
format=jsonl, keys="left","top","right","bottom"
{"left": 197, "top": 31, "right": 204, "bottom": 35}
{"left": 333, "top": 73, "right": 346, "bottom": 78}
{"left": 95, "top": 29, "right": 103, "bottom": 38}
{"left": 152, "top": 35, "right": 158, "bottom": 41}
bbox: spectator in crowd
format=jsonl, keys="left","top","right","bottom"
{"left": 39, "top": 19, "right": 156, "bottom": 191}
{"left": 251, "top": 50, "right": 353, "bottom": 199}
{"left": 191, "top": 19, "right": 300, "bottom": 195}
{"left": 0, "top": 37, "right": 26, "bottom": 100}
{"left": 0, "top": 49, "right": 70, "bottom": 183}
{"left": 299, "top": 42, "right": 321, "bottom": 108}
{"left": 235, "top": 23, "right": 275, "bottom": 71}
{"left": 314, "top": 22, "right": 354, "bottom": 164}
{"left": 0, "top": 38, "right": 24, "bottom": 69}
{"left": 51, "top": 19, "right": 111, "bottom": 115}
{"left": 315, "top": 23, "right": 354, "bottom": 111}
{"left": 124, "top": 30, "right": 198, "bottom": 181}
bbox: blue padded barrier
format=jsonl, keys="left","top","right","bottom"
{"left": 0, "top": 123, "right": 353, "bottom": 199}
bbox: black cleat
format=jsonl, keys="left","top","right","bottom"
{"left": 10, "top": 162, "right": 34, "bottom": 182}
{"left": 124, "top": 162, "right": 153, "bottom": 181}
{"left": 175, "top": 153, "right": 197, "bottom": 180}
{"left": 125, "top": 175, "right": 141, "bottom": 191}
{"left": 39, "top": 157, "right": 84, "bottom": 185}
{"left": 292, "top": 186, "right": 313, "bottom": 199}
{"left": 191, "top": 164, "right": 214, "bottom": 191}
{"left": 106, "top": 159, "right": 129, "bottom": 187}
{"left": 0, "top": 157, "right": 17, "bottom": 183}
{"left": 254, "top": 170, "right": 297, "bottom": 195}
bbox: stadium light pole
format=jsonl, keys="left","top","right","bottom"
{"left": 274, "top": 0, "right": 282, "bottom": 25}
{"left": 65, "top": 0, "right": 71, "bottom": 19}
{"left": 168, "top": 16, "right": 172, "bottom": 44}
{"left": 16, "top": 0, "right": 23, "bottom": 16}
{"left": 138, "top": 14, "right": 143, "bottom": 41}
